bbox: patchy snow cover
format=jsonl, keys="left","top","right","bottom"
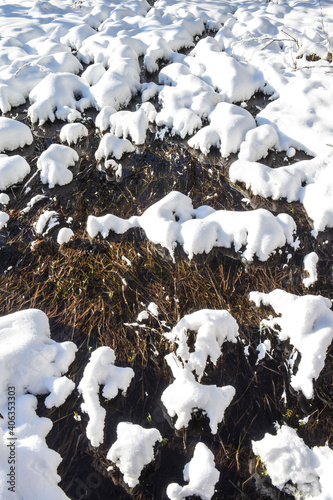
{"left": 60, "top": 122, "right": 88, "bottom": 145}
{"left": 0, "top": 154, "right": 31, "bottom": 191}
{"left": 252, "top": 425, "right": 333, "bottom": 499}
{"left": 37, "top": 144, "right": 79, "bottom": 188}
{"left": 0, "top": 211, "right": 9, "bottom": 230}
{"left": 161, "top": 353, "right": 235, "bottom": 434}
{"left": 250, "top": 290, "right": 333, "bottom": 399}
{"left": 230, "top": 151, "right": 333, "bottom": 233}
{"left": 107, "top": 422, "right": 162, "bottom": 488}
{"left": 95, "top": 133, "right": 135, "bottom": 161}
{"left": 57, "top": 227, "right": 74, "bottom": 245}
{"left": 303, "top": 252, "right": 319, "bottom": 288}
{"left": 164, "top": 309, "right": 239, "bottom": 380}
{"left": 78, "top": 346, "right": 134, "bottom": 447}
{"left": 0, "top": 309, "right": 76, "bottom": 409}
{"left": 167, "top": 442, "right": 219, "bottom": 500}
{"left": 87, "top": 190, "right": 297, "bottom": 262}
{"left": 0, "top": 117, "right": 33, "bottom": 152}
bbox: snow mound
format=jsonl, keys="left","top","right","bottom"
{"left": 250, "top": 289, "right": 333, "bottom": 399}
{"left": 303, "top": 252, "right": 319, "bottom": 288}
{"left": 107, "top": 422, "right": 162, "bottom": 488}
{"left": 95, "top": 106, "right": 117, "bottom": 132}
{"left": 167, "top": 442, "right": 219, "bottom": 500}
{"left": 161, "top": 353, "right": 235, "bottom": 434}
{"left": 57, "top": 227, "right": 74, "bottom": 245}
{"left": 110, "top": 109, "right": 149, "bottom": 145}
{"left": 87, "top": 190, "right": 297, "bottom": 262}
{"left": 34, "top": 210, "right": 58, "bottom": 235}
{"left": 0, "top": 394, "right": 70, "bottom": 500}
{"left": 0, "top": 117, "right": 33, "bottom": 152}
{"left": 252, "top": 425, "right": 333, "bottom": 499}
{"left": 37, "top": 144, "right": 79, "bottom": 188}
{"left": 0, "top": 211, "right": 9, "bottom": 230}
{"left": 60, "top": 122, "right": 88, "bottom": 145}
{"left": 0, "top": 154, "right": 30, "bottom": 191}
{"left": 0, "top": 309, "right": 77, "bottom": 409}
{"left": 230, "top": 151, "right": 333, "bottom": 232}
{"left": 164, "top": 309, "right": 239, "bottom": 380}
{"left": 28, "top": 73, "right": 93, "bottom": 125}
{"left": 188, "top": 102, "right": 256, "bottom": 157}
{"left": 78, "top": 346, "right": 134, "bottom": 447}
{"left": 95, "top": 133, "right": 135, "bottom": 161}
{"left": 238, "top": 124, "right": 279, "bottom": 162}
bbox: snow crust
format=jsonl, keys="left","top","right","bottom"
{"left": 78, "top": 346, "right": 134, "bottom": 447}
{"left": 37, "top": 144, "right": 79, "bottom": 188}
{"left": 250, "top": 290, "right": 333, "bottom": 399}
{"left": 0, "top": 117, "right": 33, "bottom": 152}
{"left": 161, "top": 353, "right": 235, "bottom": 434}
{"left": 167, "top": 442, "right": 219, "bottom": 500}
{"left": 87, "top": 190, "right": 297, "bottom": 262}
{"left": 164, "top": 309, "right": 239, "bottom": 380}
{"left": 252, "top": 425, "right": 333, "bottom": 499}
{"left": 107, "top": 422, "right": 162, "bottom": 488}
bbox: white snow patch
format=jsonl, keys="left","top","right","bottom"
{"left": 107, "top": 422, "right": 162, "bottom": 488}
{"left": 303, "top": 252, "right": 319, "bottom": 288}
{"left": 0, "top": 117, "right": 33, "bottom": 152}
{"left": 95, "top": 133, "right": 135, "bottom": 161}
{"left": 0, "top": 211, "right": 9, "bottom": 230}
{"left": 60, "top": 122, "right": 88, "bottom": 145}
{"left": 37, "top": 144, "right": 79, "bottom": 188}
{"left": 57, "top": 227, "right": 74, "bottom": 245}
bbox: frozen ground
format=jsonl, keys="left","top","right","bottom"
{"left": 0, "top": 0, "right": 332, "bottom": 499}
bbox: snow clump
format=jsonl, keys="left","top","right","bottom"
{"left": 164, "top": 309, "right": 239, "bottom": 380}
{"left": 37, "top": 144, "right": 79, "bottom": 188}
{"left": 57, "top": 227, "right": 74, "bottom": 245}
{"left": 107, "top": 422, "right": 162, "bottom": 488}
{"left": 60, "top": 122, "right": 89, "bottom": 145}
{"left": 250, "top": 289, "right": 333, "bottom": 399}
{"left": 95, "top": 133, "right": 135, "bottom": 161}
{"left": 161, "top": 353, "right": 235, "bottom": 434}
{"left": 78, "top": 346, "right": 134, "bottom": 447}
{"left": 167, "top": 442, "right": 220, "bottom": 500}
{"left": 0, "top": 155, "right": 31, "bottom": 191}
{"left": 303, "top": 252, "right": 319, "bottom": 288}
{"left": 87, "top": 190, "right": 297, "bottom": 262}
{"left": 0, "top": 117, "right": 33, "bottom": 152}
{"left": 252, "top": 424, "right": 333, "bottom": 499}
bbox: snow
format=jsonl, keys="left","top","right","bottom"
{"left": 106, "top": 422, "right": 162, "bottom": 488}
{"left": 255, "top": 339, "right": 271, "bottom": 365}
{"left": 87, "top": 190, "right": 297, "bottom": 262}
{"left": 95, "top": 133, "right": 135, "bottom": 161}
{"left": 110, "top": 109, "right": 149, "bottom": 145}
{"left": 252, "top": 425, "right": 333, "bottom": 499}
{"left": 167, "top": 442, "right": 219, "bottom": 500}
{"left": 0, "top": 154, "right": 31, "bottom": 191}
{"left": 303, "top": 251, "right": 319, "bottom": 288}
{"left": 57, "top": 227, "right": 74, "bottom": 245}
{"left": 0, "top": 193, "right": 9, "bottom": 205}
{"left": 78, "top": 346, "right": 134, "bottom": 447}
{"left": 148, "top": 302, "right": 159, "bottom": 317}
{"left": 0, "top": 117, "right": 33, "bottom": 152}
{"left": 34, "top": 210, "right": 58, "bottom": 235}
{"left": 37, "top": 144, "right": 79, "bottom": 189}
{"left": 250, "top": 289, "right": 333, "bottom": 399}
{"left": 164, "top": 309, "right": 239, "bottom": 380}
{"left": 60, "top": 122, "right": 88, "bottom": 145}
{"left": 161, "top": 353, "right": 235, "bottom": 434}
{"left": 0, "top": 211, "right": 9, "bottom": 230}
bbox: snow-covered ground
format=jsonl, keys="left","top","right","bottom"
{"left": 0, "top": 0, "right": 332, "bottom": 498}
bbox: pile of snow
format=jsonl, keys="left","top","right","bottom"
{"left": 0, "top": 193, "right": 9, "bottom": 205}
{"left": 250, "top": 289, "right": 333, "bottom": 399}
{"left": 0, "top": 309, "right": 77, "bottom": 499}
{"left": 95, "top": 133, "right": 135, "bottom": 161}
{"left": 161, "top": 353, "right": 235, "bottom": 434}
{"left": 230, "top": 151, "right": 333, "bottom": 233}
{"left": 0, "top": 117, "right": 33, "bottom": 152}
{"left": 60, "top": 122, "right": 88, "bottom": 145}
{"left": 164, "top": 309, "right": 239, "bottom": 380}
{"left": 87, "top": 190, "right": 297, "bottom": 262}
{"left": 34, "top": 210, "right": 58, "bottom": 235}
{"left": 167, "top": 443, "right": 219, "bottom": 500}
{"left": 57, "top": 227, "right": 74, "bottom": 245}
{"left": 78, "top": 346, "right": 134, "bottom": 447}
{"left": 303, "top": 252, "right": 319, "bottom": 288}
{"left": 37, "top": 144, "right": 79, "bottom": 189}
{"left": 0, "top": 154, "right": 31, "bottom": 191}
{"left": 110, "top": 109, "right": 149, "bottom": 145}
{"left": 0, "top": 211, "right": 9, "bottom": 230}
{"left": 107, "top": 422, "right": 162, "bottom": 488}
{"left": 252, "top": 425, "right": 333, "bottom": 499}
